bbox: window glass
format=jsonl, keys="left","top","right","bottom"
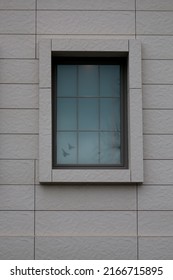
{"left": 78, "top": 65, "right": 99, "bottom": 96}
{"left": 100, "top": 131, "right": 121, "bottom": 164}
{"left": 57, "top": 98, "right": 77, "bottom": 130}
{"left": 100, "top": 65, "right": 120, "bottom": 97}
{"left": 78, "top": 132, "right": 99, "bottom": 164}
{"left": 57, "top": 131, "right": 77, "bottom": 164}
{"left": 78, "top": 98, "right": 99, "bottom": 130}
{"left": 100, "top": 98, "right": 120, "bottom": 130}
{"left": 57, "top": 65, "right": 77, "bottom": 97}
{"left": 54, "top": 59, "right": 126, "bottom": 167}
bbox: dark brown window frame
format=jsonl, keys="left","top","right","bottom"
{"left": 52, "top": 54, "right": 128, "bottom": 169}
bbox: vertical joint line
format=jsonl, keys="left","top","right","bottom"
{"left": 135, "top": 0, "right": 137, "bottom": 39}
{"left": 136, "top": 183, "right": 139, "bottom": 260}
{"left": 34, "top": 159, "right": 36, "bottom": 260}
{"left": 35, "top": 0, "right": 37, "bottom": 59}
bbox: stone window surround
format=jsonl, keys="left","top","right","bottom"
{"left": 39, "top": 38, "right": 143, "bottom": 183}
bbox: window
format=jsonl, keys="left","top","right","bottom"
{"left": 52, "top": 57, "right": 127, "bottom": 168}
{"left": 39, "top": 39, "right": 143, "bottom": 183}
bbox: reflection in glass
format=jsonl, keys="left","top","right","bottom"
{"left": 56, "top": 63, "right": 123, "bottom": 166}
{"left": 100, "top": 65, "right": 120, "bottom": 97}
{"left": 57, "top": 65, "right": 77, "bottom": 96}
{"left": 100, "top": 98, "right": 120, "bottom": 131}
{"left": 78, "top": 132, "right": 99, "bottom": 164}
{"left": 57, "top": 98, "right": 77, "bottom": 130}
{"left": 78, "top": 65, "right": 99, "bottom": 96}
{"left": 78, "top": 98, "right": 99, "bottom": 130}
{"left": 57, "top": 132, "right": 77, "bottom": 164}
{"left": 100, "top": 131, "right": 121, "bottom": 164}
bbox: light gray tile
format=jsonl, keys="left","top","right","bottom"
{"left": 36, "top": 34, "right": 134, "bottom": 58}
{"left": 0, "top": 135, "right": 38, "bottom": 159}
{"left": 39, "top": 89, "right": 52, "bottom": 182}
{"left": 144, "top": 135, "right": 173, "bottom": 160}
{"left": 52, "top": 169, "right": 131, "bottom": 183}
{"left": 52, "top": 38, "right": 128, "bottom": 52}
{"left": 0, "top": 35, "right": 35, "bottom": 59}
{"left": 37, "top": 0, "right": 135, "bottom": 10}
{"left": 36, "top": 185, "right": 136, "bottom": 210}
{"left": 144, "top": 160, "right": 173, "bottom": 185}
{"left": 0, "top": 185, "right": 34, "bottom": 210}
{"left": 139, "top": 36, "right": 173, "bottom": 59}
{"left": 0, "top": 211, "right": 34, "bottom": 236}
{"left": 129, "top": 89, "right": 143, "bottom": 182}
{"left": 139, "top": 237, "right": 173, "bottom": 260}
{"left": 143, "top": 110, "right": 173, "bottom": 134}
{"left": 0, "top": 84, "right": 38, "bottom": 109}
{"left": 129, "top": 40, "right": 142, "bottom": 89}
{"left": 37, "top": 11, "right": 135, "bottom": 35}
{"left": 138, "top": 185, "right": 173, "bottom": 210}
{"left": 35, "top": 237, "right": 137, "bottom": 260}
{"left": 36, "top": 211, "right": 136, "bottom": 237}
{"left": 0, "top": 59, "right": 38, "bottom": 84}
{"left": 0, "top": 11, "right": 35, "bottom": 34}
{"left": 0, "top": 160, "right": 34, "bottom": 185}
{"left": 39, "top": 39, "right": 51, "bottom": 88}
{"left": 142, "top": 60, "right": 173, "bottom": 84}
{"left": 143, "top": 85, "right": 173, "bottom": 109}
{"left": 0, "top": 237, "right": 34, "bottom": 260}
{"left": 137, "top": 12, "right": 173, "bottom": 35}
{"left": 38, "top": 34, "right": 135, "bottom": 42}
{"left": 0, "top": 0, "right": 35, "bottom": 10}
{"left": 35, "top": 160, "right": 39, "bottom": 185}
{"left": 0, "top": 109, "right": 38, "bottom": 133}
{"left": 136, "top": 0, "right": 173, "bottom": 11}
{"left": 138, "top": 211, "right": 173, "bottom": 236}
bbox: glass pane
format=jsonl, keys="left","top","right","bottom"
{"left": 57, "top": 98, "right": 77, "bottom": 130}
{"left": 57, "top": 65, "right": 77, "bottom": 96}
{"left": 56, "top": 132, "right": 77, "bottom": 164}
{"left": 78, "top": 98, "right": 99, "bottom": 130}
{"left": 100, "top": 65, "right": 120, "bottom": 97}
{"left": 78, "top": 65, "right": 99, "bottom": 96}
{"left": 100, "top": 131, "right": 121, "bottom": 164}
{"left": 78, "top": 132, "right": 99, "bottom": 164}
{"left": 100, "top": 98, "right": 120, "bottom": 131}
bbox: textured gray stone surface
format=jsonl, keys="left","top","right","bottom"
{"left": 37, "top": 11, "right": 135, "bottom": 35}
{"left": 138, "top": 185, "right": 173, "bottom": 210}
{"left": 0, "top": 185, "right": 34, "bottom": 210}
{"left": 0, "top": 237, "right": 34, "bottom": 260}
{"left": 37, "top": 0, "right": 135, "bottom": 11}
{"left": 0, "top": 160, "right": 34, "bottom": 185}
{"left": 136, "top": 0, "right": 173, "bottom": 11}
{"left": 0, "top": 11, "right": 35, "bottom": 34}
{"left": 137, "top": 12, "right": 173, "bottom": 35}
{"left": 35, "top": 211, "right": 136, "bottom": 236}
{"left": 139, "top": 237, "right": 173, "bottom": 260}
{"left": 36, "top": 185, "right": 136, "bottom": 210}
{"left": 0, "top": 0, "right": 173, "bottom": 260}
{"left": 0, "top": 211, "right": 34, "bottom": 236}
{"left": 35, "top": 237, "right": 137, "bottom": 260}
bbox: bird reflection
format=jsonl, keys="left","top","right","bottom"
{"left": 68, "top": 143, "right": 75, "bottom": 150}
{"left": 62, "top": 143, "right": 75, "bottom": 157}
{"left": 62, "top": 148, "right": 70, "bottom": 157}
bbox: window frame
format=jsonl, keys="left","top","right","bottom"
{"left": 52, "top": 56, "right": 128, "bottom": 169}
{"left": 39, "top": 38, "right": 143, "bottom": 183}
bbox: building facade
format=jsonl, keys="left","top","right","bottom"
{"left": 0, "top": 0, "right": 173, "bottom": 259}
